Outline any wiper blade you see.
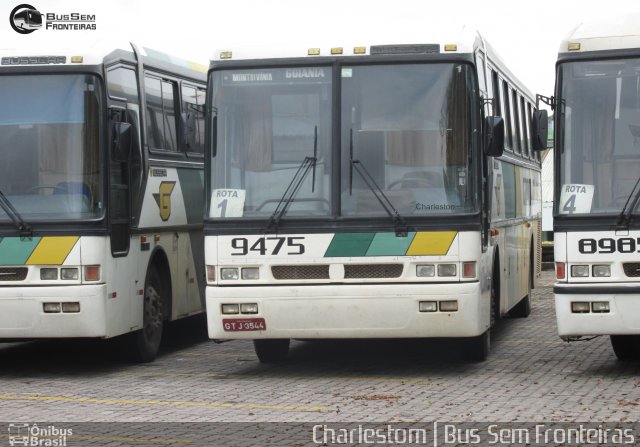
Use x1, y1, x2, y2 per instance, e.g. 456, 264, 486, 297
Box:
617, 175, 640, 229
349, 128, 408, 236
0, 189, 33, 237
266, 126, 318, 230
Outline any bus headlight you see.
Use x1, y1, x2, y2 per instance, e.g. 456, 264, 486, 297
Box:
416, 264, 435, 277
591, 302, 610, 313
592, 265, 610, 278
221, 304, 240, 314
61, 268, 79, 280
241, 268, 260, 280
571, 265, 589, 277
221, 268, 239, 280
437, 264, 457, 277
40, 268, 58, 280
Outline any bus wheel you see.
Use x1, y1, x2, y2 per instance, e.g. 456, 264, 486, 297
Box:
510, 262, 532, 318
124, 269, 164, 363
253, 339, 290, 363
466, 330, 490, 362
610, 335, 640, 360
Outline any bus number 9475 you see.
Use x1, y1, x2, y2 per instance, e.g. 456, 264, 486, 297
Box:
578, 238, 640, 254
231, 237, 305, 256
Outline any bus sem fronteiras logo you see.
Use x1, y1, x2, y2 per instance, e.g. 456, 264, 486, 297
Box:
10, 4, 42, 34
153, 181, 176, 222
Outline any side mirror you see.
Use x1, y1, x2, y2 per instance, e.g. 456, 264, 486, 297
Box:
484, 116, 504, 157
532, 110, 549, 151
112, 122, 132, 162
181, 112, 196, 149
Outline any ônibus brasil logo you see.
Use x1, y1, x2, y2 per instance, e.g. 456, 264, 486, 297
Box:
9, 4, 96, 34
9, 4, 42, 34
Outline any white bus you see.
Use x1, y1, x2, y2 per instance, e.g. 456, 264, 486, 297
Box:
205, 29, 542, 362
533, 15, 640, 360
0, 42, 207, 362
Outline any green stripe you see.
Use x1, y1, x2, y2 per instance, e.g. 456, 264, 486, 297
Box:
177, 168, 204, 225
324, 233, 375, 257
0, 237, 42, 265
365, 232, 416, 256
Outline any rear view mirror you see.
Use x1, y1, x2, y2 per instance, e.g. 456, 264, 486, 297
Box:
532, 110, 549, 151
484, 116, 504, 157
112, 122, 131, 162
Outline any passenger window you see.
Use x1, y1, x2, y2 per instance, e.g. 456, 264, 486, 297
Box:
144, 76, 178, 152
181, 85, 206, 155
107, 67, 138, 103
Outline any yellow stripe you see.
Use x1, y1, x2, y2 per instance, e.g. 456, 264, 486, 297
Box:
0, 394, 328, 412
406, 231, 457, 256
25, 236, 79, 265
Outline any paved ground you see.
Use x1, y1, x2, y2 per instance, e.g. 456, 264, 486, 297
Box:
0, 271, 638, 430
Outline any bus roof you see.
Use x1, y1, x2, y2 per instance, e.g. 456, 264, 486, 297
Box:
0, 38, 207, 75
559, 13, 640, 54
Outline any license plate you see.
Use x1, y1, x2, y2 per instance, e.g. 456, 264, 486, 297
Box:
222, 318, 266, 332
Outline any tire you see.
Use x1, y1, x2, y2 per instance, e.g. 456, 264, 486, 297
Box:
122, 268, 164, 363
466, 330, 490, 362
510, 261, 532, 318
254, 339, 290, 363
610, 335, 640, 360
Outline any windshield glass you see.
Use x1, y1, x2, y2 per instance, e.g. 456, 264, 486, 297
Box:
341, 63, 477, 217
557, 58, 640, 216
0, 74, 103, 222
209, 67, 332, 219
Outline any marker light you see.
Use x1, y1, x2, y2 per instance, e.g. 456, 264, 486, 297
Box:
84, 265, 101, 282
439, 300, 459, 312
444, 44, 458, 51
462, 262, 476, 279
568, 42, 581, 51
206, 265, 216, 283
219, 51, 232, 59
331, 47, 343, 55
70, 56, 83, 63
308, 48, 320, 56
556, 262, 566, 280
353, 47, 366, 54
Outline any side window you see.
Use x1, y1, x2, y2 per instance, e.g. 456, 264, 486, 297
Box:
181, 84, 206, 155
491, 70, 501, 116
520, 97, 530, 158
106, 67, 138, 103
510, 88, 520, 154
475, 52, 486, 95
144, 75, 178, 152
500, 80, 512, 151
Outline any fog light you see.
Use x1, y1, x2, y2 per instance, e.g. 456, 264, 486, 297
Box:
438, 264, 457, 277
241, 267, 260, 280
416, 265, 435, 277
592, 265, 610, 278
221, 304, 240, 314
556, 262, 566, 280
462, 262, 476, 278
240, 303, 258, 314
591, 301, 610, 313
40, 268, 58, 280
571, 302, 590, 313
221, 268, 239, 280
439, 300, 459, 312
419, 301, 437, 312
61, 268, 79, 280
206, 265, 216, 283
571, 265, 589, 277
62, 302, 80, 313
43, 303, 61, 313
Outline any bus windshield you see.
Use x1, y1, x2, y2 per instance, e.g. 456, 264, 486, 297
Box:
557, 58, 640, 217
0, 74, 103, 222
208, 63, 477, 220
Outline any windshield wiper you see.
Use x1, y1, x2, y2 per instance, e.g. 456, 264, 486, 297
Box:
0, 189, 33, 237
349, 128, 408, 236
266, 126, 318, 231
617, 175, 640, 229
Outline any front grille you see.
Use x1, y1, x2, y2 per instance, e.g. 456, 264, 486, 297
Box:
344, 264, 403, 279
0, 267, 28, 281
623, 263, 640, 278
272, 265, 330, 280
